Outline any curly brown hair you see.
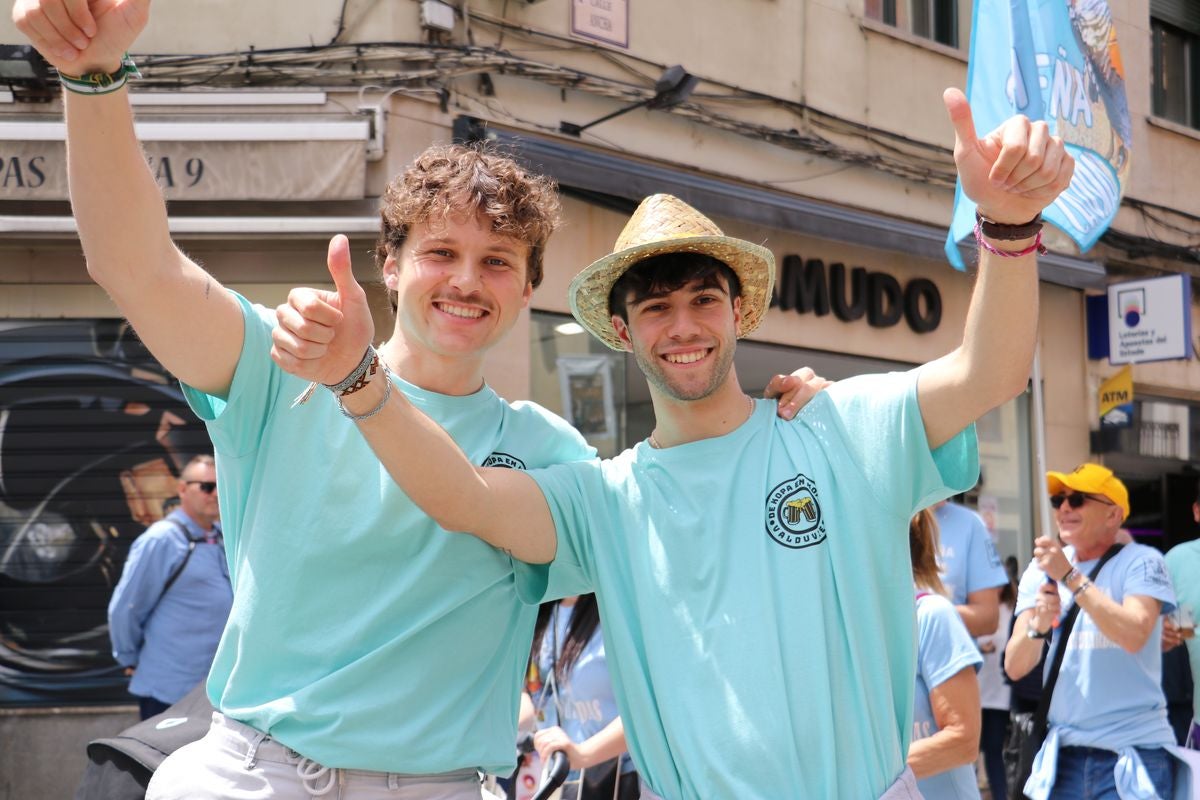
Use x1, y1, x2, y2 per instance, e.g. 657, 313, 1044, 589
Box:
373, 144, 561, 311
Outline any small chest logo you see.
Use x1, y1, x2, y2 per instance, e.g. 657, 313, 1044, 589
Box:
482, 452, 526, 470
765, 473, 826, 549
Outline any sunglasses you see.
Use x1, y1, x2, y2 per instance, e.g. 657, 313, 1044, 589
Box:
1050, 492, 1111, 510
185, 481, 217, 494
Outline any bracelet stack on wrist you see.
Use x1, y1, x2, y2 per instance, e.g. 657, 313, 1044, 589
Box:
58, 53, 141, 95
321, 346, 393, 421
973, 209, 1048, 257
324, 346, 379, 396
1060, 567, 1080, 585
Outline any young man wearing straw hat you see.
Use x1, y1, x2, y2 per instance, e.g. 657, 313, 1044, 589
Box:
272, 89, 1073, 798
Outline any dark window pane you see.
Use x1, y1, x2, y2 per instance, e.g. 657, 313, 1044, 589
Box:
912, 0, 932, 39
934, 0, 957, 47
1153, 19, 1191, 124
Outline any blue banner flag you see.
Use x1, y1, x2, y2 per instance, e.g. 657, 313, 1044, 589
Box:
945, 0, 1131, 269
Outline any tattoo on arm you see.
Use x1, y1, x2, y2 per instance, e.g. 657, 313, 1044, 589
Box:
205, 279, 211, 300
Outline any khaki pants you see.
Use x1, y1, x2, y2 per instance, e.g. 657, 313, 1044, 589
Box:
147, 713, 501, 800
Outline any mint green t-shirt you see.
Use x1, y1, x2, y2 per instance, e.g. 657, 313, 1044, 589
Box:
516, 371, 978, 800
182, 294, 594, 774
1165, 539, 1200, 720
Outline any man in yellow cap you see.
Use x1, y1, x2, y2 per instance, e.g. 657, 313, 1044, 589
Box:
1004, 463, 1177, 800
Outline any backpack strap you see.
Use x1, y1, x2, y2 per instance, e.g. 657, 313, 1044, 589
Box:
145, 520, 200, 617
1030, 543, 1124, 738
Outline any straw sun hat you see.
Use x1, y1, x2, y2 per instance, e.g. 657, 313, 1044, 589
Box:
568, 194, 776, 351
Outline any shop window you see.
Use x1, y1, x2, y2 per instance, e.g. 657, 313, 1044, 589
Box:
968, 391, 1034, 569
866, 0, 960, 48
1151, 17, 1200, 128
1094, 397, 1194, 462
530, 314, 629, 458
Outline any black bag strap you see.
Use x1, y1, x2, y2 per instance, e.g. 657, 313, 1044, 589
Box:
145, 521, 199, 617
1031, 543, 1124, 735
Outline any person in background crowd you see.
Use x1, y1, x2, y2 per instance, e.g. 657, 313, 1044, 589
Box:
936, 499, 1008, 635
909, 508, 983, 799
528, 595, 639, 800
976, 559, 1017, 799
1164, 478, 1200, 749
1004, 464, 1176, 800
109, 455, 230, 720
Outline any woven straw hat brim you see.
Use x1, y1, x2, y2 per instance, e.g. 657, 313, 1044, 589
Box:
569, 235, 776, 351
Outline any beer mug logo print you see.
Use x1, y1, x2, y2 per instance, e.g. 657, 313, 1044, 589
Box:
765, 473, 826, 549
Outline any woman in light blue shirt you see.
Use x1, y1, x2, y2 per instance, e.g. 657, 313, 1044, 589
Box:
529, 594, 639, 800
909, 509, 984, 799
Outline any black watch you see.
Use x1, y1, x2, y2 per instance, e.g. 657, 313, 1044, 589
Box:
1026, 625, 1052, 640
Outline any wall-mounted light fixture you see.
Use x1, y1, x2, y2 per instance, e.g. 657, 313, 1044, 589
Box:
559, 65, 698, 137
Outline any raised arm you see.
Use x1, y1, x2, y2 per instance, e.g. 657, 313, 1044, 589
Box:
270, 237, 559, 563
13, 0, 244, 397
919, 89, 1075, 449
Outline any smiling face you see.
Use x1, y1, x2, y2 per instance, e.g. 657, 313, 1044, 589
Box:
385, 213, 533, 363
612, 271, 742, 402
1053, 491, 1122, 558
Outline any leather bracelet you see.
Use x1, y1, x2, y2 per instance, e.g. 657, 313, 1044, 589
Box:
1059, 566, 1080, 585
974, 223, 1047, 257
975, 210, 1043, 240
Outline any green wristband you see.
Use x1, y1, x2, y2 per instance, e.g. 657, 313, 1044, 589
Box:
58, 53, 141, 95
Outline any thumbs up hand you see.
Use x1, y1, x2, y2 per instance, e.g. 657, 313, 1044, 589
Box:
13, 0, 148, 74
272, 235, 376, 386
943, 87, 1075, 225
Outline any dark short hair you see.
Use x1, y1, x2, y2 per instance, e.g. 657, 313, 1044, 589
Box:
608, 252, 741, 323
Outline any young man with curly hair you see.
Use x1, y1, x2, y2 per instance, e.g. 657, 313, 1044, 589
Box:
11, 4, 600, 798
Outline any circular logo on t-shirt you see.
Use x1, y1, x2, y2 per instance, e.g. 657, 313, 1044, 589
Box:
765, 473, 826, 549
482, 452, 526, 470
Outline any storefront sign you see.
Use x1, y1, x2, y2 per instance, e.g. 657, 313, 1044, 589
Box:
571, 0, 629, 48
770, 255, 942, 333
1098, 365, 1133, 428
1106, 274, 1191, 364
0, 139, 366, 201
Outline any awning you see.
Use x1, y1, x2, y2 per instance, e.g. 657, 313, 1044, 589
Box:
457, 117, 1107, 290
0, 215, 379, 237
0, 118, 369, 202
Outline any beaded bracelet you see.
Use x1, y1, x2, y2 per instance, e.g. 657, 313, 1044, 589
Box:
58, 53, 141, 95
